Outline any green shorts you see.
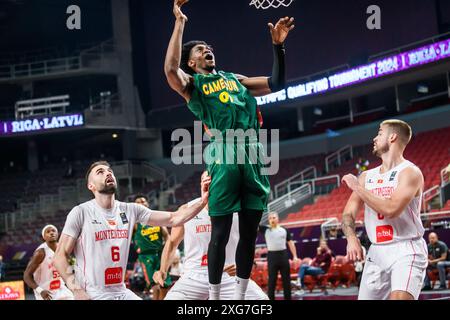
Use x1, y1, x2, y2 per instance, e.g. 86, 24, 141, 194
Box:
138, 252, 172, 288
205, 142, 270, 216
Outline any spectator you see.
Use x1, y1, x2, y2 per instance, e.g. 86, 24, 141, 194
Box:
260, 212, 300, 300
0, 255, 5, 281
297, 239, 333, 290
355, 157, 369, 175
423, 232, 450, 290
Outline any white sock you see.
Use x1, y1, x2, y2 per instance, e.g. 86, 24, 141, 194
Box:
232, 276, 249, 300
209, 283, 221, 300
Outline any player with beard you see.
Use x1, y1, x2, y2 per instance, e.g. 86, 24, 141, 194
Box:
53, 161, 210, 300
341, 119, 428, 300
23, 225, 74, 300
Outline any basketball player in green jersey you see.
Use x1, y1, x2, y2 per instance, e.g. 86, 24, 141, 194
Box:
133, 195, 172, 300
165, 0, 294, 300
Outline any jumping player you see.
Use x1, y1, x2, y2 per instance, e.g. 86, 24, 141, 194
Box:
165, 0, 294, 299
341, 119, 428, 300
23, 225, 74, 300
53, 161, 210, 300
153, 172, 268, 300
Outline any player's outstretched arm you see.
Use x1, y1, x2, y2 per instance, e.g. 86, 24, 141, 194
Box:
165, 0, 193, 102
237, 17, 294, 97
23, 248, 53, 300
153, 224, 185, 287
341, 172, 365, 262
147, 174, 211, 227
53, 234, 90, 300
342, 167, 423, 219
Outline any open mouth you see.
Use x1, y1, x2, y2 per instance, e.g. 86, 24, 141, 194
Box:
204, 53, 214, 61
105, 177, 114, 184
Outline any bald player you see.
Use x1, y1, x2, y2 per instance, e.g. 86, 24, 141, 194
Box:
341, 119, 428, 300
23, 225, 74, 300
53, 160, 210, 300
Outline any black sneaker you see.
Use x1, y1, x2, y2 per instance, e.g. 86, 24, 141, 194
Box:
438, 285, 447, 290
422, 285, 432, 291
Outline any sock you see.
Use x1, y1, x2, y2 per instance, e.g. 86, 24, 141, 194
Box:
232, 276, 249, 300
208, 283, 221, 300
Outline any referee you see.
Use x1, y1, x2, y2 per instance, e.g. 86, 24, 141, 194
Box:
260, 212, 300, 300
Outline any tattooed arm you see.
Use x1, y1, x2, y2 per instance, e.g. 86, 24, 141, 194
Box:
341, 172, 366, 262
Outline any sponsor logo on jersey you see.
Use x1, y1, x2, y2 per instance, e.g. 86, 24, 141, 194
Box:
376, 225, 394, 243
377, 179, 383, 184
120, 212, 128, 225
201, 254, 208, 266
389, 171, 397, 181
105, 267, 123, 285
92, 219, 102, 225
49, 279, 61, 290
367, 179, 374, 184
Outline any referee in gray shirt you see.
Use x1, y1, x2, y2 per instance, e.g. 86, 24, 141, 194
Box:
260, 212, 300, 300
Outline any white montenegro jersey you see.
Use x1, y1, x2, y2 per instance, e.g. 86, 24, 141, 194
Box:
33, 242, 71, 298
364, 160, 424, 244
62, 199, 152, 296
182, 198, 239, 274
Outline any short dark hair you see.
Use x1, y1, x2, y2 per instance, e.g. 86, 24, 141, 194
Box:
181, 40, 208, 75
85, 161, 111, 183
134, 194, 148, 202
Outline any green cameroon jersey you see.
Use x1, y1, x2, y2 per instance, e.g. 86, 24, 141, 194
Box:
133, 224, 164, 254
188, 71, 263, 136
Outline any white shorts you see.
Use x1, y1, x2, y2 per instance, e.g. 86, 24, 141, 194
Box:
358, 238, 428, 300
165, 270, 268, 300
34, 285, 74, 300
87, 288, 142, 300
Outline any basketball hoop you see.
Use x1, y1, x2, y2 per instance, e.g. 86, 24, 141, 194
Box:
249, 0, 294, 10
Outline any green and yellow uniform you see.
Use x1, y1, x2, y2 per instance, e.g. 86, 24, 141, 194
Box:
133, 224, 172, 287
188, 71, 270, 216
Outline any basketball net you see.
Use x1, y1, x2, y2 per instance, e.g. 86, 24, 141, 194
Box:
249, 0, 294, 10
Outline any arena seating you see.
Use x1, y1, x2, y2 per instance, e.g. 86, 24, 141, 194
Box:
283, 126, 450, 224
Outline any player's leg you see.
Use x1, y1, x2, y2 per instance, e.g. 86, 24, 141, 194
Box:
207, 214, 234, 298
220, 274, 269, 300
207, 160, 241, 299
390, 240, 427, 300
234, 209, 263, 299
358, 247, 391, 300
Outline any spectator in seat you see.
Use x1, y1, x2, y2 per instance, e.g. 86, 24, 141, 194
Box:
355, 157, 370, 176
297, 239, 333, 289
0, 255, 5, 281
423, 232, 450, 290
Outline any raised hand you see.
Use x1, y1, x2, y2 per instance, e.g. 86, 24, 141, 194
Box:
200, 172, 211, 205
268, 17, 295, 45
173, 0, 189, 22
